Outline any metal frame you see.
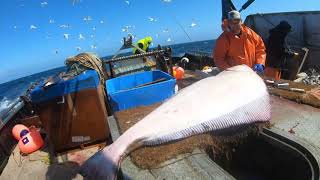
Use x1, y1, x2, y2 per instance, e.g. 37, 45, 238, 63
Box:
103, 36, 173, 78
0, 99, 24, 130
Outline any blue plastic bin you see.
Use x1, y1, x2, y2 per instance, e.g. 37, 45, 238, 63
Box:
31, 70, 100, 103
106, 70, 176, 112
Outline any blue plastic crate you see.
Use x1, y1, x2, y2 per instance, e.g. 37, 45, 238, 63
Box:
31, 70, 100, 103
106, 70, 176, 112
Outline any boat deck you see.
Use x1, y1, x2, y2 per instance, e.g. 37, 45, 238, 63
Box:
270, 96, 320, 150
0, 71, 235, 180
1, 71, 320, 179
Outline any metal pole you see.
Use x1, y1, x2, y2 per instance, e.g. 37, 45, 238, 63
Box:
296, 47, 309, 76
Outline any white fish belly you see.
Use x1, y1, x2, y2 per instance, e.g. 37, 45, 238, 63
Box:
119, 65, 271, 148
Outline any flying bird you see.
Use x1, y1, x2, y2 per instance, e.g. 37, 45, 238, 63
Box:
30, 25, 37, 30
162, 0, 172, 2
72, 0, 82, 6
63, 34, 69, 40
76, 46, 81, 51
148, 17, 157, 22
40, 1, 48, 7
122, 28, 129, 32
125, 0, 130, 5
59, 24, 71, 28
100, 20, 104, 24
79, 34, 85, 40
167, 37, 172, 42
189, 22, 197, 28
49, 19, 55, 24
91, 44, 97, 49
83, 16, 92, 22
121, 25, 134, 32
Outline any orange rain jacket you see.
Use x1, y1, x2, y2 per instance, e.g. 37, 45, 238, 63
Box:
213, 23, 266, 70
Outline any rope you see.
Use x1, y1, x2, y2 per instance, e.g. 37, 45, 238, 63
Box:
65, 52, 108, 85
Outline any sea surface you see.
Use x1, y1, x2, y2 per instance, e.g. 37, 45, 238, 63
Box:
0, 39, 215, 116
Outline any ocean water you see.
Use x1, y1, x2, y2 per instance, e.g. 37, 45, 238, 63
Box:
0, 39, 215, 116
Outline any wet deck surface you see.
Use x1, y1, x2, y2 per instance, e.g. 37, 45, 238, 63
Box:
0, 71, 235, 180
0, 144, 85, 180
108, 116, 235, 180
0, 115, 237, 180
270, 96, 320, 149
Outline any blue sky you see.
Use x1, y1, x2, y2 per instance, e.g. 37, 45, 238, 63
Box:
0, 0, 319, 83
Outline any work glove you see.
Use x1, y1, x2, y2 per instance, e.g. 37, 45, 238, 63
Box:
253, 64, 264, 73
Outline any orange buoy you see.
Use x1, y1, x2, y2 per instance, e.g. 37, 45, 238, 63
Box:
18, 127, 44, 154
12, 124, 29, 140
173, 66, 185, 80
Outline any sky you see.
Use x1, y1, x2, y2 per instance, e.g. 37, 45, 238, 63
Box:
0, 0, 319, 83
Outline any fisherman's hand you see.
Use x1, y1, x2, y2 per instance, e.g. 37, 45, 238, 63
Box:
253, 64, 264, 73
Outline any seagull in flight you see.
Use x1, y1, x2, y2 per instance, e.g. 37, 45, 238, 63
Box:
83, 16, 92, 22
148, 17, 157, 22
189, 21, 197, 28
59, 24, 71, 28
30, 25, 37, 30
40, 1, 48, 7
63, 34, 69, 40
79, 34, 85, 40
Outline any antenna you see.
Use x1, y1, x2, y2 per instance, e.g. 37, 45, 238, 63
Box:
239, 0, 255, 12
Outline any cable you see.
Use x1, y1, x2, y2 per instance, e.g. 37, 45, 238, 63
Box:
172, 15, 192, 41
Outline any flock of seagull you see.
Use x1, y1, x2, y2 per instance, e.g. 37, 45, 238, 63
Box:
14, 0, 198, 54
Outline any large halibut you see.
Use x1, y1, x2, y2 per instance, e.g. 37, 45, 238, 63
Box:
80, 65, 271, 179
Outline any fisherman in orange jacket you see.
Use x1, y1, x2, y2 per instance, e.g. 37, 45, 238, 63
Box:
214, 10, 266, 72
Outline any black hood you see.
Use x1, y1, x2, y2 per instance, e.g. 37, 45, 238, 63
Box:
270, 21, 292, 34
